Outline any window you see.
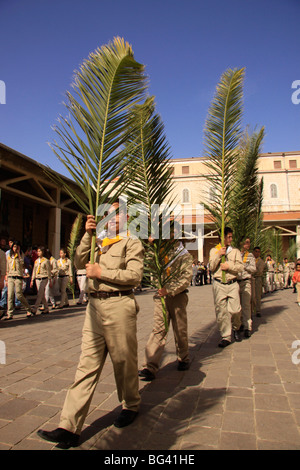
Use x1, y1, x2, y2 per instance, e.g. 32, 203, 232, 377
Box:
270, 184, 278, 198
274, 161, 282, 169
182, 166, 189, 175
289, 160, 297, 169
182, 188, 190, 203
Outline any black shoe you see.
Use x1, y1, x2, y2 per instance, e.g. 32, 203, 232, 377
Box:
37, 427, 80, 449
233, 330, 242, 342
218, 339, 231, 348
244, 329, 251, 338
138, 368, 155, 381
177, 361, 190, 371
114, 410, 138, 428
256, 312, 261, 317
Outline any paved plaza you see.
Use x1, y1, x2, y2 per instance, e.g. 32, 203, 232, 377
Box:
0, 284, 300, 450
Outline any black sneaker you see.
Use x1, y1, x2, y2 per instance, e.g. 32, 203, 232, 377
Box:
177, 361, 190, 371
138, 368, 155, 381
114, 410, 138, 428
218, 339, 231, 348
37, 427, 80, 449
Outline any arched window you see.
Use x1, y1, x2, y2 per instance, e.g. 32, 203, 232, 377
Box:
270, 184, 278, 198
182, 188, 190, 203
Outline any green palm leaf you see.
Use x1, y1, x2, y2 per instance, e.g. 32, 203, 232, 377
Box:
230, 126, 265, 247
46, 37, 148, 262
203, 68, 245, 280
125, 97, 180, 331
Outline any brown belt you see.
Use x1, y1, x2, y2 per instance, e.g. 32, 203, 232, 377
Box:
90, 290, 133, 299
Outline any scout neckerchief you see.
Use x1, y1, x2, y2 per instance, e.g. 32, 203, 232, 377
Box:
242, 251, 249, 263
164, 242, 188, 277
100, 231, 129, 253
37, 257, 46, 274
215, 243, 232, 255
8, 253, 18, 271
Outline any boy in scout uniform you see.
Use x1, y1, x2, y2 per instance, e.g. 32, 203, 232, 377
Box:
139, 236, 193, 381
266, 255, 275, 293
55, 248, 73, 309
30, 246, 52, 315
37, 201, 144, 448
2, 241, 33, 320
237, 237, 256, 338
209, 227, 244, 348
251, 246, 266, 318
283, 258, 291, 289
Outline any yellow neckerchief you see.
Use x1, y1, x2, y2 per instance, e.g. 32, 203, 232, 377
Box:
164, 255, 171, 277
37, 257, 46, 274
58, 258, 66, 267
8, 253, 18, 270
242, 251, 249, 263
215, 243, 222, 252
255, 257, 260, 264
100, 231, 129, 252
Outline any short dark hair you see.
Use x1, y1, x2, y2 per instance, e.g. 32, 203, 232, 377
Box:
224, 227, 233, 236
253, 246, 261, 251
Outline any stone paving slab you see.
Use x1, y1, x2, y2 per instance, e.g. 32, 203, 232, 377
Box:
0, 285, 300, 450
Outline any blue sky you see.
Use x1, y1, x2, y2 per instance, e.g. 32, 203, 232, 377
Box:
0, 0, 299, 177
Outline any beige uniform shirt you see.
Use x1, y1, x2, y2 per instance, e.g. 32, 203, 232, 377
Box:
74, 232, 144, 293
0, 249, 7, 277
57, 258, 72, 277
6, 253, 25, 277
238, 251, 256, 280
253, 258, 266, 278
32, 257, 51, 281
49, 256, 58, 279
209, 246, 244, 282
164, 245, 193, 297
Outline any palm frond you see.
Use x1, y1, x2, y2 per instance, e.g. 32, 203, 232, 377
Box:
46, 37, 148, 262
203, 68, 245, 280
125, 97, 183, 331
67, 214, 83, 299
230, 126, 265, 247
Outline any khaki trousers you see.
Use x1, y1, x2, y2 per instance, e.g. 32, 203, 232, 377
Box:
239, 279, 252, 331
283, 272, 289, 288
296, 283, 300, 303
252, 277, 263, 315
33, 278, 48, 312
7, 277, 30, 317
58, 276, 69, 306
266, 272, 275, 292
212, 281, 241, 341
59, 294, 140, 434
143, 292, 189, 375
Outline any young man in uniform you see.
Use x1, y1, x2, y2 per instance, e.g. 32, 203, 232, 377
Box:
209, 227, 244, 348
139, 232, 193, 381
237, 237, 256, 338
37, 201, 144, 448
251, 247, 266, 318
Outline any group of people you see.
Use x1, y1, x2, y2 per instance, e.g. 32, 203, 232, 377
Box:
0, 237, 88, 321
191, 261, 211, 286
1, 207, 299, 449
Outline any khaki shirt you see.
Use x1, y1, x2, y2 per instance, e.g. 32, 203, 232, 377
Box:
238, 251, 256, 280
6, 253, 25, 277
164, 245, 193, 297
49, 257, 58, 278
266, 260, 275, 272
253, 258, 266, 278
209, 246, 244, 282
57, 258, 72, 277
74, 232, 144, 293
32, 257, 52, 280
283, 262, 290, 274
0, 249, 6, 277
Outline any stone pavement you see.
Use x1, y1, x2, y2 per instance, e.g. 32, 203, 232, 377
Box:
0, 285, 300, 450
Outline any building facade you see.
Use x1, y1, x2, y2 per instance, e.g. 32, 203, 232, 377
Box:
1, 143, 299, 263
170, 152, 300, 262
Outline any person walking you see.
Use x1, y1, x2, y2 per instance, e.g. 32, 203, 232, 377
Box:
44, 250, 58, 310
55, 249, 73, 309
30, 246, 52, 315
76, 268, 87, 305
283, 258, 291, 289
2, 241, 33, 320
292, 263, 300, 306
209, 227, 244, 348
251, 246, 266, 318
237, 237, 256, 338
37, 201, 144, 448
266, 255, 275, 293
139, 239, 193, 381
